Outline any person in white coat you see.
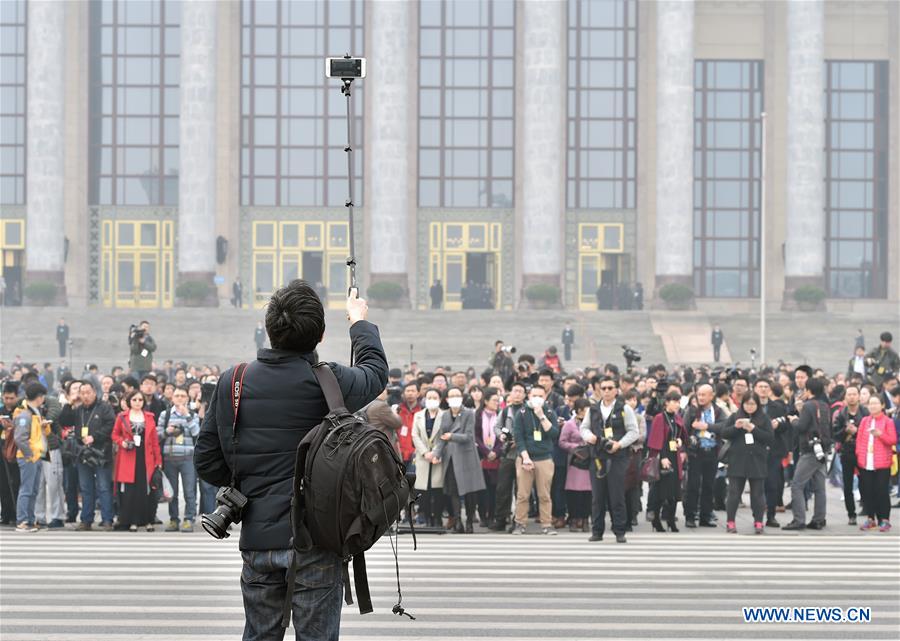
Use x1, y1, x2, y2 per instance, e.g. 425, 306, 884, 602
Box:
412, 388, 445, 527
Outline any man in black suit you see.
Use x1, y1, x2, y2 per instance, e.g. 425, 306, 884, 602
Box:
56, 318, 69, 359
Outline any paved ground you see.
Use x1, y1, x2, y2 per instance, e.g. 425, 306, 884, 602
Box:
1, 484, 897, 640
1, 306, 897, 374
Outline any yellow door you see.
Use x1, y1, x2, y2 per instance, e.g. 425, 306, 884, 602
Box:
578, 254, 602, 310
442, 252, 466, 311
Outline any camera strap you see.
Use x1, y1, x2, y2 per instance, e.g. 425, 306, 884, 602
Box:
230, 363, 249, 488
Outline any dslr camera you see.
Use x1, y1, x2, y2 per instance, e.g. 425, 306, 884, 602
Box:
497, 426, 515, 455
594, 436, 617, 459
201, 486, 248, 539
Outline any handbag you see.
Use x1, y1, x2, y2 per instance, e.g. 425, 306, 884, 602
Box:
639, 454, 660, 483
571, 445, 592, 470
1, 417, 16, 462
149, 466, 174, 502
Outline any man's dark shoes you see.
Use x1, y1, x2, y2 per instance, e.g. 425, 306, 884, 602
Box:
588, 533, 603, 542
684, 519, 697, 528
615, 533, 627, 543
782, 520, 805, 531
698, 521, 716, 528
848, 516, 857, 526
765, 518, 780, 528
806, 519, 826, 530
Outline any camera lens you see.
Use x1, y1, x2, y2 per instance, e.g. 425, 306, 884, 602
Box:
201, 508, 232, 539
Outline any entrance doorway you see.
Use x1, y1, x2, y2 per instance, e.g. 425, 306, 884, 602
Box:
0, 220, 24, 306
428, 222, 502, 310
251, 221, 348, 308
577, 223, 627, 310
101, 220, 174, 308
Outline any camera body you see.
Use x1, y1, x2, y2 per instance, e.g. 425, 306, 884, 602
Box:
809, 436, 827, 463
128, 324, 145, 344
201, 486, 248, 539
501, 345, 517, 354
497, 426, 515, 454
594, 436, 616, 459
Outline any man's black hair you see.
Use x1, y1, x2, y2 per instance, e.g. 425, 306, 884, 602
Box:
2, 381, 18, 395
141, 374, 157, 384
806, 377, 825, 399
402, 380, 419, 392
538, 368, 554, 379
518, 354, 535, 365
565, 383, 585, 398
122, 376, 139, 389
24, 382, 47, 401
264, 279, 325, 353
509, 381, 527, 393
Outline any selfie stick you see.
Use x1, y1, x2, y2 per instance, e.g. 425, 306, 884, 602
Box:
339, 56, 358, 296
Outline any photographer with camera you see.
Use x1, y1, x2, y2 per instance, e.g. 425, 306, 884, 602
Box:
157, 386, 200, 532
865, 332, 900, 388
489, 340, 515, 389
783, 377, 832, 530
580, 377, 639, 543
74, 381, 117, 531
489, 382, 526, 531
512, 385, 559, 535
128, 321, 157, 378
194, 281, 387, 640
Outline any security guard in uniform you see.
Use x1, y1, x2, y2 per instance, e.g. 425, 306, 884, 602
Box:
581, 376, 639, 543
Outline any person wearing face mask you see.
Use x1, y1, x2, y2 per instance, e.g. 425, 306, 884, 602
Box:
474, 387, 503, 528
557, 398, 592, 532
489, 382, 527, 531
412, 388, 445, 528
512, 386, 559, 535
832, 385, 869, 525
856, 395, 897, 532
721, 392, 774, 534
581, 377, 639, 543
433, 387, 485, 533
647, 391, 687, 533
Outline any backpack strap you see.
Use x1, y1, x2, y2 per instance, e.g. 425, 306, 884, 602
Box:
352, 553, 373, 614
312, 363, 347, 412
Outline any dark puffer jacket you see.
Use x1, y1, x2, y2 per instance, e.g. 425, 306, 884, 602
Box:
194, 320, 388, 551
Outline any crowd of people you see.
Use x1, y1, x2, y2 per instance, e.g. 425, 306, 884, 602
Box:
1, 323, 898, 540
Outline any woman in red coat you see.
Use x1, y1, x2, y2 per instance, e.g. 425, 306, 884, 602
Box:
647, 391, 688, 532
856, 395, 897, 532
112, 390, 162, 531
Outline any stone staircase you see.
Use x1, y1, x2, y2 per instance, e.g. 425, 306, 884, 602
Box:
1, 305, 896, 375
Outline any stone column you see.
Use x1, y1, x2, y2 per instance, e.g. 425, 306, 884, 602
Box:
25, 0, 67, 304
367, 0, 410, 303
783, 0, 825, 305
178, 0, 218, 305
520, 0, 565, 303
654, 0, 694, 296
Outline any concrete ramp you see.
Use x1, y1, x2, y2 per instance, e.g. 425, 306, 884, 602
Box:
651, 312, 732, 364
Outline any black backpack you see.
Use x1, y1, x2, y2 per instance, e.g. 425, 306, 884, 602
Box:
284, 363, 414, 627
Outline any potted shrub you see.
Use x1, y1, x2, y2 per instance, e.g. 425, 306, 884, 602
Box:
524, 283, 560, 309
23, 281, 57, 306
793, 285, 826, 311
175, 280, 214, 307
366, 281, 405, 308
658, 283, 694, 310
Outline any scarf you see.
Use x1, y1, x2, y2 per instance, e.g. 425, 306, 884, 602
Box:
482, 409, 497, 449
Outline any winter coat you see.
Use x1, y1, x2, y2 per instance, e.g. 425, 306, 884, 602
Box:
156, 406, 201, 458
412, 409, 445, 491
396, 402, 420, 462
432, 408, 486, 496
647, 412, 688, 481
855, 414, 897, 471
194, 320, 388, 552
13, 403, 49, 463
720, 411, 773, 479
112, 411, 162, 485
474, 408, 503, 474
557, 416, 591, 491
128, 334, 157, 373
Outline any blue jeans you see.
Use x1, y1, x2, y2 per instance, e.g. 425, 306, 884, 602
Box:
163, 457, 196, 522
16, 458, 43, 525
199, 479, 217, 516
77, 462, 114, 524
241, 547, 343, 641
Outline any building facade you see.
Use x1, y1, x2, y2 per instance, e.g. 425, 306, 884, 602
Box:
1, 0, 897, 310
